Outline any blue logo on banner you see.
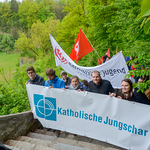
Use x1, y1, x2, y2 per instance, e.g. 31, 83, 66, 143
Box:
34, 94, 57, 121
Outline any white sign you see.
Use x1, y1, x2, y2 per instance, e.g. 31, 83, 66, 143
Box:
50, 34, 129, 89
27, 84, 150, 150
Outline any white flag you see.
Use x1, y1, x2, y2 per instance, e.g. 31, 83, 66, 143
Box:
49, 34, 129, 89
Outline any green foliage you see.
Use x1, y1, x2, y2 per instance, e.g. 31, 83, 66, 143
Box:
38, 5, 55, 22
0, 2, 12, 31
56, 0, 89, 55
139, 0, 150, 34
0, 67, 30, 115
18, 0, 39, 30
54, 1, 65, 20
14, 32, 36, 58
15, 18, 60, 58
39, 0, 55, 13
139, 0, 150, 18
0, 33, 15, 52
10, 0, 18, 13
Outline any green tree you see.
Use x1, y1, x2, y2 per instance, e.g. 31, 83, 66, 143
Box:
0, 2, 12, 31
37, 5, 55, 22
56, 0, 89, 54
15, 18, 59, 58
54, 1, 65, 20
0, 33, 15, 52
36, 0, 42, 4
18, 0, 39, 30
10, 0, 18, 13
38, 0, 55, 13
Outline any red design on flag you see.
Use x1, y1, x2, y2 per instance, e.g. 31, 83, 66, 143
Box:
55, 46, 68, 64
106, 49, 110, 57
69, 29, 94, 63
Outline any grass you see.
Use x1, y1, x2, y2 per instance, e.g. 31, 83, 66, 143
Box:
0, 52, 19, 83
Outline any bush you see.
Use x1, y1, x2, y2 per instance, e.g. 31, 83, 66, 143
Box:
0, 33, 15, 52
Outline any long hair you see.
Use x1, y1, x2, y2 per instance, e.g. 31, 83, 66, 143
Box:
121, 78, 133, 101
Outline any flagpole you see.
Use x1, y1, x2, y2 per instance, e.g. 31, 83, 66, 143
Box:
81, 28, 101, 59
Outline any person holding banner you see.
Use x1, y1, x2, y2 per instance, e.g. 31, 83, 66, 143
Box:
88, 70, 116, 97
117, 78, 150, 105
44, 68, 65, 137
68, 75, 87, 91
26, 66, 45, 86
117, 78, 133, 101
44, 68, 65, 89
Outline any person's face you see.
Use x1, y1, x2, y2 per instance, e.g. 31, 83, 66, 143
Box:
71, 78, 79, 87
106, 57, 110, 62
122, 81, 130, 93
138, 78, 143, 83
92, 72, 101, 85
27, 70, 36, 80
47, 75, 55, 80
62, 74, 67, 80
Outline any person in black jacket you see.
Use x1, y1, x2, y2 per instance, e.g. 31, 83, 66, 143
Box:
26, 66, 45, 86
88, 70, 116, 97
117, 78, 150, 105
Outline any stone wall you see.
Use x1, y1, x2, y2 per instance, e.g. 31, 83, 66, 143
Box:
0, 111, 42, 143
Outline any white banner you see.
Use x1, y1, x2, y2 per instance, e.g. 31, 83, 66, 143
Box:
27, 84, 150, 150
49, 34, 129, 89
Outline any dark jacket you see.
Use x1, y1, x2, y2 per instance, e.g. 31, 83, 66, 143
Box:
88, 79, 116, 95
118, 88, 150, 105
133, 88, 150, 105
64, 77, 71, 85
27, 74, 45, 86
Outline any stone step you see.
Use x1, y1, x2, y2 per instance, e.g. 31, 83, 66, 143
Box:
27, 132, 56, 142
17, 136, 52, 147
27, 132, 78, 147
35, 129, 69, 138
27, 132, 122, 150
21, 133, 91, 150
34, 129, 92, 142
5, 140, 56, 150
5, 144, 25, 150
5, 140, 36, 150
17, 135, 91, 150
53, 142, 91, 150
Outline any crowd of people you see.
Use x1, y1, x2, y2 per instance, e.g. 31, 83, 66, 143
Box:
26, 66, 150, 136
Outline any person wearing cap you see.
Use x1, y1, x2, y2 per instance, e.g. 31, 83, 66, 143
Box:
88, 70, 116, 97
61, 71, 71, 89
